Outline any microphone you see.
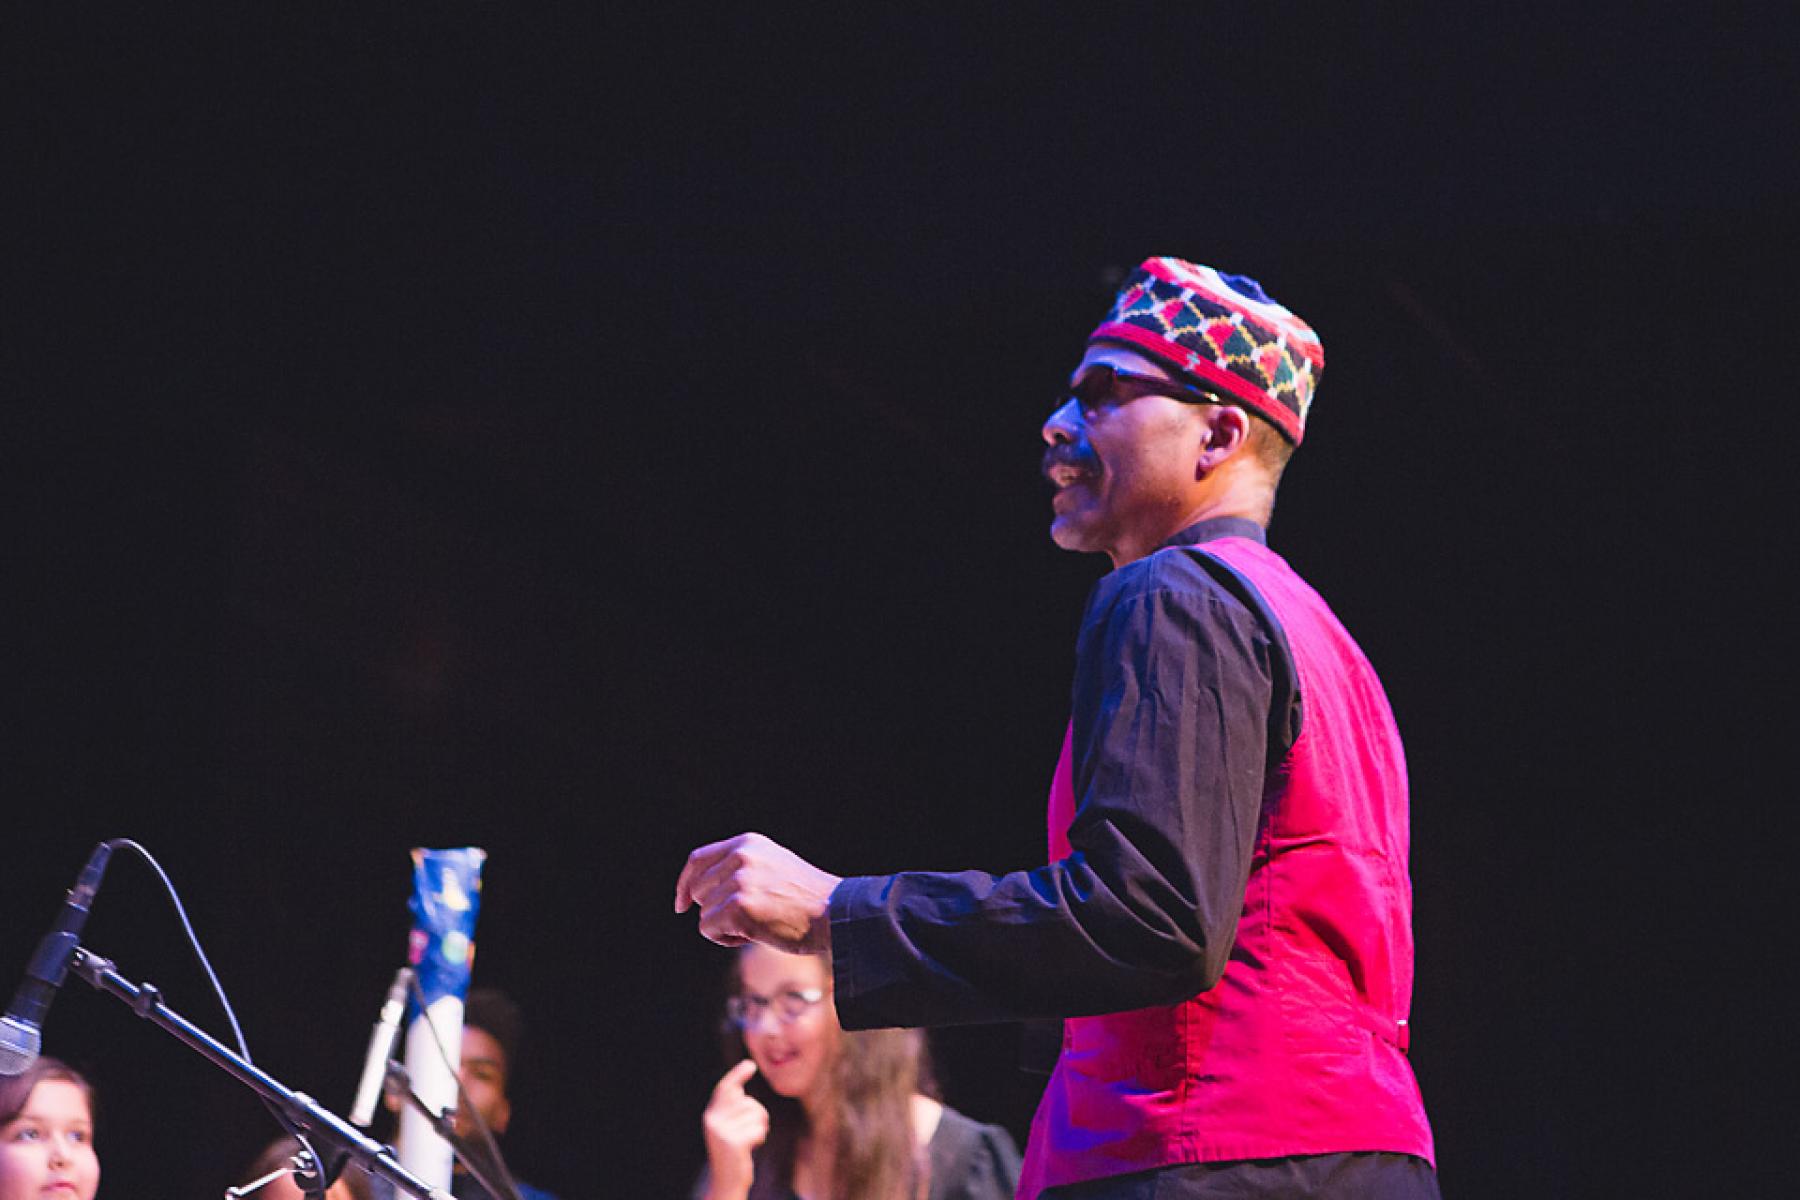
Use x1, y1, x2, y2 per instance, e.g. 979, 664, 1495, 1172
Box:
349, 966, 414, 1127
0, 841, 115, 1075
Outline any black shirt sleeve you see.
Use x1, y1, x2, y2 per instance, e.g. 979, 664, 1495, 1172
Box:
830, 548, 1278, 1030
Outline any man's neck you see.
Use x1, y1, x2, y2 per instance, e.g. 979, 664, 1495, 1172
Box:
1110, 503, 1268, 568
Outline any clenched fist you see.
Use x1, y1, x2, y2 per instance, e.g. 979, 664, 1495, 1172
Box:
674, 832, 841, 955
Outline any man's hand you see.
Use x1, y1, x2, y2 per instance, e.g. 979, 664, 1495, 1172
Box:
702, 1059, 768, 1200
674, 832, 841, 955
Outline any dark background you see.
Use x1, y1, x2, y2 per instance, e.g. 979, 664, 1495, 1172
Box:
4, 8, 1791, 1198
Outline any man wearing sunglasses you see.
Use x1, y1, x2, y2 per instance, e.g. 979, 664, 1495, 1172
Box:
678, 258, 1438, 1198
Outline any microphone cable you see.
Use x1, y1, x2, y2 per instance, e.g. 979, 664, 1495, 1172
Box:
102, 838, 254, 1062
90, 839, 336, 1192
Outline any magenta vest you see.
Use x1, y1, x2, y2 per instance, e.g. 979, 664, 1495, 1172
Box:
1017, 537, 1434, 1199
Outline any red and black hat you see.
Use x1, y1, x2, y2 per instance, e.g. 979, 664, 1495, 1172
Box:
1089, 257, 1323, 445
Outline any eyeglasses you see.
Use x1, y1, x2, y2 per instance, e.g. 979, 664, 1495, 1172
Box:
725, 987, 827, 1029
1064, 363, 1224, 411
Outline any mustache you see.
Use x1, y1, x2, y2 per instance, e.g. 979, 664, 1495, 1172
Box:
1041, 442, 1099, 482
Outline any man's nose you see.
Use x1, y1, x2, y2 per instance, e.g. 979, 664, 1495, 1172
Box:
1042, 398, 1082, 445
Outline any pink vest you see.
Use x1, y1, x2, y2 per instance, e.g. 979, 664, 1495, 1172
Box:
1018, 537, 1434, 1199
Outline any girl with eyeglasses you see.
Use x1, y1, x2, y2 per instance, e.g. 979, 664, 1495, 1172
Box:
696, 945, 1018, 1200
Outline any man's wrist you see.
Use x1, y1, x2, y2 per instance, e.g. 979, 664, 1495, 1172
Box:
803, 875, 843, 955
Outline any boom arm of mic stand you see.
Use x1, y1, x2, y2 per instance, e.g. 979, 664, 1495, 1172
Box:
67, 947, 454, 1200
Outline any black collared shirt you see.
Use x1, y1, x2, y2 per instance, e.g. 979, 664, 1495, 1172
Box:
830, 516, 1292, 1027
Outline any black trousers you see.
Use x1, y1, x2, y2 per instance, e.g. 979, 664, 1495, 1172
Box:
1037, 1153, 1441, 1200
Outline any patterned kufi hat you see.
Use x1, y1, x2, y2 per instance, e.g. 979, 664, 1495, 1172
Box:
1089, 257, 1323, 445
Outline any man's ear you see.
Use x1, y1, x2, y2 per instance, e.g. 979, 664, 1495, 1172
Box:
1195, 405, 1252, 477
492, 1093, 512, 1136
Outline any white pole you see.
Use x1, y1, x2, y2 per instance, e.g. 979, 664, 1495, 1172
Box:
396, 994, 464, 1187
392, 847, 485, 1191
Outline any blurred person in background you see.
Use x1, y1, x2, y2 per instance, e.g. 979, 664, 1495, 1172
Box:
445, 988, 560, 1200
697, 945, 1018, 1200
238, 1135, 375, 1200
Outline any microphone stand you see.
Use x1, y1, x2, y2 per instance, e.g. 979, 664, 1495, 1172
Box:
67, 947, 454, 1200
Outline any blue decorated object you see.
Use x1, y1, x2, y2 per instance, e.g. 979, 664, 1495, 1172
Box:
406, 847, 485, 1010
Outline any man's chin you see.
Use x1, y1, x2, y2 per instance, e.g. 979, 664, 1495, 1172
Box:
1049, 515, 1100, 554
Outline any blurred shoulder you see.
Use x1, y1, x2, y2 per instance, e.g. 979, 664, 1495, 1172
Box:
924, 1103, 1021, 1200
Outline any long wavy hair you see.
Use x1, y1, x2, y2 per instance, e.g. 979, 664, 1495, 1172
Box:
724, 950, 935, 1200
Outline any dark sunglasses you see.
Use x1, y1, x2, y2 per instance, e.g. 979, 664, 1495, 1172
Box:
1064, 363, 1224, 410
